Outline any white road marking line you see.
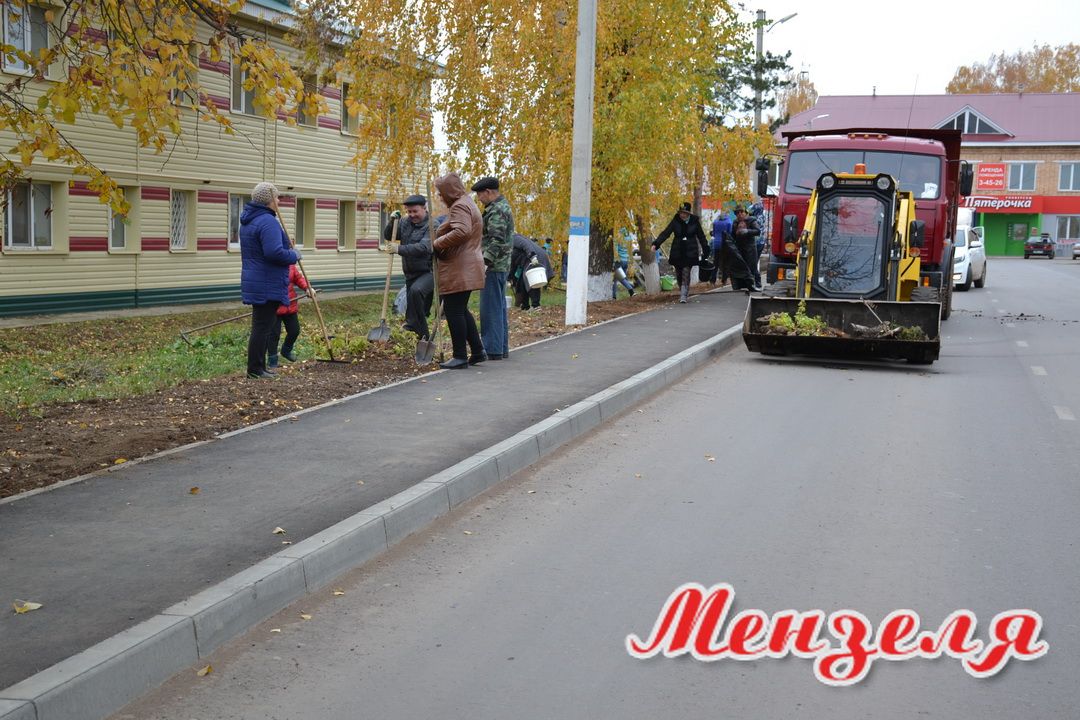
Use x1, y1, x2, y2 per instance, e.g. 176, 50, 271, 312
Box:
1054, 406, 1076, 421
1016, 340, 1029, 348
1031, 366, 1047, 376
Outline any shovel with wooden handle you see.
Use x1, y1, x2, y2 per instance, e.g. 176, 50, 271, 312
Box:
368, 217, 398, 342
277, 215, 347, 363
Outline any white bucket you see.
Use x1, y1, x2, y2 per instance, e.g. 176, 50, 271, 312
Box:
525, 265, 548, 289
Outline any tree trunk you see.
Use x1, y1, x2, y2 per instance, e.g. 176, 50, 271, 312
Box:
586, 222, 614, 302
634, 211, 660, 295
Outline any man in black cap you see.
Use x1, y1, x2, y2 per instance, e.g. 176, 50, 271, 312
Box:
382, 194, 433, 339
470, 176, 514, 359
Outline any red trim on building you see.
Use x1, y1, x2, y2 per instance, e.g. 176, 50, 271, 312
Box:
315, 239, 338, 250
204, 94, 231, 111
316, 199, 340, 210
68, 181, 99, 198
199, 54, 231, 75
197, 238, 228, 251
276, 110, 292, 122
321, 86, 342, 100
278, 196, 296, 208
357, 239, 379, 249
141, 237, 170, 251
357, 201, 382, 212
69, 236, 108, 252
317, 117, 342, 131
141, 187, 171, 201
1042, 196, 1080, 213
198, 190, 229, 204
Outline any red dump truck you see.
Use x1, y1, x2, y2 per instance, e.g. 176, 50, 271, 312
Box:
757, 128, 973, 320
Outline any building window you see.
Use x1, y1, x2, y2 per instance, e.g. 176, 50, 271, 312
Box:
1007, 162, 1035, 192
937, 109, 1003, 135
341, 82, 357, 134
1058, 216, 1080, 241
230, 54, 257, 115
170, 43, 200, 106
1059, 163, 1080, 192
109, 208, 125, 250
4, 181, 52, 248
296, 73, 318, 127
295, 198, 314, 248
170, 190, 194, 250
228, 193, 250, 249
338, 200, 355, 249
2, 4, 49, 75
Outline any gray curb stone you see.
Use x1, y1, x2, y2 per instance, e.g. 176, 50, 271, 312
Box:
0, 323, 742, 720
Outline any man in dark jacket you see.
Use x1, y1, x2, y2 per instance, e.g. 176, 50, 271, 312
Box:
240, 181, 303, 379
711, 210, 733, 287
383, 194, 433, 339
510, 233, 553, 310
652, 202, 709, 303
730, 205, 762, 293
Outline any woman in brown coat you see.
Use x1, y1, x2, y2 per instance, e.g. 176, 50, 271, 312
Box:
433, 172, 487, 369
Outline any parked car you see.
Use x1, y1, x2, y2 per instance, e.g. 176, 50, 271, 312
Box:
1024, 233, 1055, 259
953, 226, 987, 290
1072, 242, 1080, 260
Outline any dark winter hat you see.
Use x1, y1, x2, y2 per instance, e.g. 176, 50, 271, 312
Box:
678, 202, 692, 214
734, 205, 749, 215
403, 194, 427, 206
470, 176, 499, 192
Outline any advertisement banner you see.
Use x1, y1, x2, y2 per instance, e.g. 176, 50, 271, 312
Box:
961, 195, 1042, 213
976, 163, 1006, 191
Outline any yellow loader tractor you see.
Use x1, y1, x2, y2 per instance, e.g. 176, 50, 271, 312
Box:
742, 168, 942, 364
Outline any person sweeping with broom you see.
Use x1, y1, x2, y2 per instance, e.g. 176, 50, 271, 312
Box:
239, 182, 302, 379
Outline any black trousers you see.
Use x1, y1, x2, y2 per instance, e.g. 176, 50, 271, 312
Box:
267, 312, 301, 359
405, 272, 435, 339
441, 291, 483, 360
247, 301, 281, 374
727, 238, 758, 290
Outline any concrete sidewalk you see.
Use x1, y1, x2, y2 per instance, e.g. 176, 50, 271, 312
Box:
0, 290, 749, 720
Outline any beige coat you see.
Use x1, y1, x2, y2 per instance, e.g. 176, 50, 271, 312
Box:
433, 173, 486, 294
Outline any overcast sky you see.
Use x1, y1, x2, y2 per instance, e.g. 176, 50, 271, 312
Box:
749, 0, 1080, 97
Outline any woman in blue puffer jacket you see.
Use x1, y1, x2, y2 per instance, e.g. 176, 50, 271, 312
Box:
239, 182, 302, 379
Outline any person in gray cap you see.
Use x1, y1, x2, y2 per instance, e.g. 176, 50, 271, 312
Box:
471, 176, 514, 359
239, 181, 302, 378
382, 194, 433, 339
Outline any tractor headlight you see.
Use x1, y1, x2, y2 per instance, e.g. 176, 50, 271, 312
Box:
819, 174, 836, 190
875, 175, 893, 191
784, 242, 797, 253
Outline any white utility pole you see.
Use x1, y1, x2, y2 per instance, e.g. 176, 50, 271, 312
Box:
564, 0, 597, 326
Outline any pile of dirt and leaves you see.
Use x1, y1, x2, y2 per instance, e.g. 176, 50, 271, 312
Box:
1, 290, 683, 497
756, 301, 930, 341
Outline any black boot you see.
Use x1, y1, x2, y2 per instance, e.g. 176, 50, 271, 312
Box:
440, 358, 469, 370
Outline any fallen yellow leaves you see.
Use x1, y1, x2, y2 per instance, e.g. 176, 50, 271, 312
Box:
272, 527, 287, 535
299, 613, 312, 620
196, 664, 212, 677
13, 600, 43, 614
705, 454, 715, 462
189, 487, 200, 495
332, 589, 345, 596
114, 458, 127, 465
270, 628, 282, 633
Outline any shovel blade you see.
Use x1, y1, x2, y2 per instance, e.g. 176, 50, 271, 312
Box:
367, 321, 390, 343
415, 337, 435, 365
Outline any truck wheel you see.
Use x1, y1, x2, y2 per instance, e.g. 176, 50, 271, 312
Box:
940, 281, 953, 321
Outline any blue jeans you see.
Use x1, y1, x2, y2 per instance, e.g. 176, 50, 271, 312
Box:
480, 270, 508, 356
612, 260, 634, 298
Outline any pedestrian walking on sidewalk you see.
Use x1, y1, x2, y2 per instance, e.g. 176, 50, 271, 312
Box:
240, 182, 302, 379
382, 194, 434, 339
267, 264, 313, 368
730, 205, 762, 293
652, 202, 709, 303
711, 208, 733, 287
472, 176, 514, 361
612, 239, 635, 298
433, 172, 486, 370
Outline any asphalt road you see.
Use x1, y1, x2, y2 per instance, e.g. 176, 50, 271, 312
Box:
117, 258, 1080, 719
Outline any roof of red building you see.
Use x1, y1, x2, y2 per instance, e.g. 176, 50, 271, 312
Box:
781, 93, 1080, 145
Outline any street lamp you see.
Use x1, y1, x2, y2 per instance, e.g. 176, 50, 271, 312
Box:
754, 10, 798, 129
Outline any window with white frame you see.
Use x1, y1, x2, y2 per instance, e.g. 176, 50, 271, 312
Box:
2, 3, 49, 75
170, 190, 193, 250
295, 198, 314, 248
228, 193, 250, 249
296, 73, 318, 127
937, 110, 1003, 135
338, 200, 355, 249
1059, 163, 1080, 192
109, 207, 125, 250
230, 54, 257, 115
340, 82, 357, 134
1058, 216, 1080, 241
4, 181, 52, 248
109, 187, 138, 251
1007, 162, 1036, 192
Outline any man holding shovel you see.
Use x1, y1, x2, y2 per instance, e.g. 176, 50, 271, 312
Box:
381, 195, 433, 340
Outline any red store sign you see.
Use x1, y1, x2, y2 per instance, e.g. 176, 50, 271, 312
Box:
976, 163, 1006, 191
961, 195, 1042, 213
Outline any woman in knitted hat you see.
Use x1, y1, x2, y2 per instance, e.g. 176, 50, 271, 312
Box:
239, 182, 302, 378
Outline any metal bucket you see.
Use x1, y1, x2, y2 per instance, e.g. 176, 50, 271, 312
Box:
742, 297, 942, 364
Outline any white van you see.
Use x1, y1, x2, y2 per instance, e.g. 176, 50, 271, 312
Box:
953, 224, 987, 290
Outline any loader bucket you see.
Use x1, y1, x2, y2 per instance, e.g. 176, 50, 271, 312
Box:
742, 297, 941, 364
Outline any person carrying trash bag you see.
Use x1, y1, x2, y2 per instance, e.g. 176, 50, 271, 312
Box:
382, 194, 434, 340
652, 201, 709, 303
723, 205, 761, 293
510, 233, 553, 310
266, 263, 314, 368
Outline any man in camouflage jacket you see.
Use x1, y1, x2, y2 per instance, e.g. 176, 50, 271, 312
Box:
471, 176, 515, 359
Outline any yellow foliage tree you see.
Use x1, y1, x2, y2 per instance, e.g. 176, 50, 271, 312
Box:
947, 44, 1080, 93
774, 70, 818, 125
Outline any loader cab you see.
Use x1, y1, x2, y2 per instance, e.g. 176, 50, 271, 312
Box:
808, 172, 897, 300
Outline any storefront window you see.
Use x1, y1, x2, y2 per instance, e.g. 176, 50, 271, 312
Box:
1057, 216, 1079, 241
